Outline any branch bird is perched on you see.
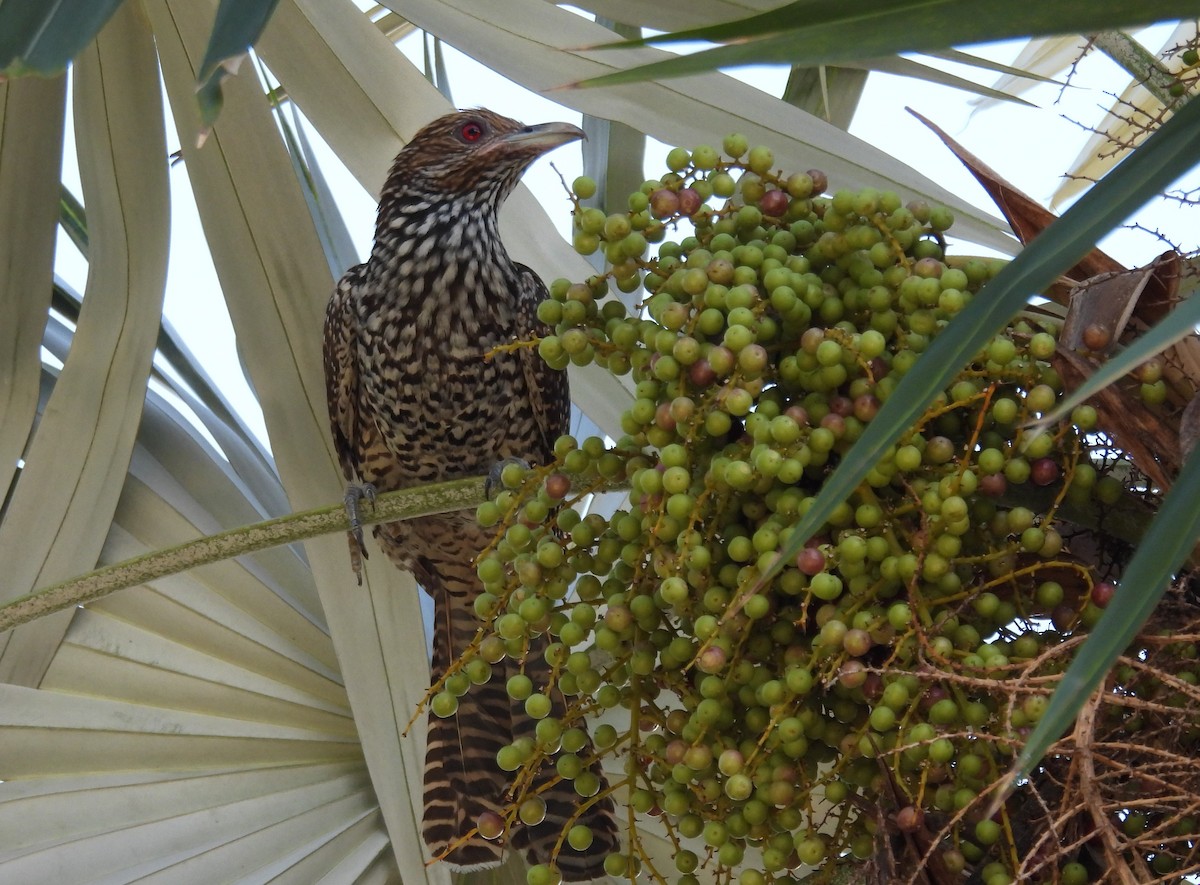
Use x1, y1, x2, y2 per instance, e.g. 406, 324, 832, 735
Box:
323, 109, 619, 878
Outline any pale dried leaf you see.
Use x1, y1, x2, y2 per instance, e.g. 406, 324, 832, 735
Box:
147, 1, 439, 876
120, 396, 331, 657
971, 35, 1089, 107
0, 683, 384, 880
0, 289, 409, 875
0, 381, 395, 879
0, 75, 64, 498
562, 0, 785, 32
1052, 22, 1199, 208
0, 3, 169, 687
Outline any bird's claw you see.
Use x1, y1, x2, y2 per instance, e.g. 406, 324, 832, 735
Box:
344, 483, 377, 585
485, 457, 530, 499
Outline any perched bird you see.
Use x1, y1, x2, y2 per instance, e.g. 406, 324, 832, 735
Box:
323, 109, 618, 878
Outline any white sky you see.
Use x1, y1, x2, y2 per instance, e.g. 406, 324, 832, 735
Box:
51, 22, 1194, 449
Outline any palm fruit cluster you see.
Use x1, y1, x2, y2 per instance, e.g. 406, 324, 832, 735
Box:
431, 135, 1199, 885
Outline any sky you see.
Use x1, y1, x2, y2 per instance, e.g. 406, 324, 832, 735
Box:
50, 20, 1195, 451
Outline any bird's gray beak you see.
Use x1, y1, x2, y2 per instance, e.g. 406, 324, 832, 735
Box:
499, 121, 586, 153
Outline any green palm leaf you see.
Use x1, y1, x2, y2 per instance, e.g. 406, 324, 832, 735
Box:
573, 0, 1200, 87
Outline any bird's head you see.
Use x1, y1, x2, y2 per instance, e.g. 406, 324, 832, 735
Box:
387, 108, 584, 206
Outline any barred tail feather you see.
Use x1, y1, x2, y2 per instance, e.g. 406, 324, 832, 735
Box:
415, 552, 508, 869
380, 518, 620, 879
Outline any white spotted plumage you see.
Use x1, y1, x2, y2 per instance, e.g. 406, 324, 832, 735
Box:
323, 108, 617, 878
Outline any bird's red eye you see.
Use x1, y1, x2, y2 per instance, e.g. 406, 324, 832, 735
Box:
460, 121, 484, 142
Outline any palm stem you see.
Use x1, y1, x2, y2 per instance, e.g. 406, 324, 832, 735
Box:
0, 475, 488, 632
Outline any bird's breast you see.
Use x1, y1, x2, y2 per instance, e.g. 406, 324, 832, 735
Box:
353, 269, 538, 488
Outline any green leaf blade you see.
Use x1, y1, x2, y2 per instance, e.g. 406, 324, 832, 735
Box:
574, 0, 1200, 87
0, 0, 124, 77
196, 0, 283, 82
195, 0, 282, 132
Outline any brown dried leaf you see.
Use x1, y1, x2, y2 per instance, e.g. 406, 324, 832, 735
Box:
908, 108, 1122, 302
914, 108, 1187, 340
1134, 249, 1180, 325
1156, 256, 1200, 407
1168, 335, 1200, 406
1059, 251, 1185, 374
1181, 393, 1200, 461
1053, 348, 1178, 492
1171, 333, 1200, 380
1060, 265, 1158, 355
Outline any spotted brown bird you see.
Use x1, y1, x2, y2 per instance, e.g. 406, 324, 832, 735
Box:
323, 109, 618, 878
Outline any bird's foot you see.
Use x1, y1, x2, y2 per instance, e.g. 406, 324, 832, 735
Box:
344, 483, 376, 585
485, 457, 531, 499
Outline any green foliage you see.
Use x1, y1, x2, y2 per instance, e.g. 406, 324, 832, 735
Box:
574, 0, 1200, 87
1, 0, 281, 130
0, 0, 124, 77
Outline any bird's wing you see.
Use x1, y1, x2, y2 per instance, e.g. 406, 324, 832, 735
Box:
515, 263, 571, 458
323, 265, 366, 483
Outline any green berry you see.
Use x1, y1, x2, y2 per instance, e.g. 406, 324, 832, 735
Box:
794, 834, 826, 865
666, 147, 691, 171
571, 175, 597, 200
567, 824, 594, 851
722, 133, 749, 158
524, 693, 553, 719
506, 673, 533, 700
747, 145, 774, 174
526, 864, 560, 885
692, 144, 719, 169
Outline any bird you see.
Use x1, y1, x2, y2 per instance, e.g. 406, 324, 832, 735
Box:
322, 108, 619, 879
